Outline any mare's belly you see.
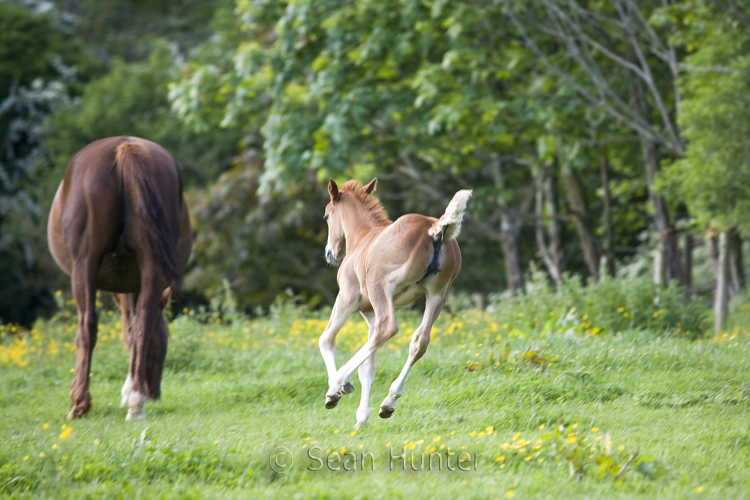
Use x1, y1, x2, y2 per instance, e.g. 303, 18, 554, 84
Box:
96, 252, 141, 292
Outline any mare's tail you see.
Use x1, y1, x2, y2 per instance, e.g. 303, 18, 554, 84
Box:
115, 141, 180, 284
428, 189, 473, 241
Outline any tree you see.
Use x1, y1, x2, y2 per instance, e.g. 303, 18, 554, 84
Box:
660, 0, 750, 331
509, 0, 687, 285
0, 2, 97, 325
173, 0, 575, 295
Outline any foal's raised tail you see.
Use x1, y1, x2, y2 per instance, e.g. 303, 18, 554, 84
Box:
428, 189, 473, 241
115, 141, 180, 284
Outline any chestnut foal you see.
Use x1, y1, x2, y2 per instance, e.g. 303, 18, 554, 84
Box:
320, 178, 471, 428
48, 137, 191, 420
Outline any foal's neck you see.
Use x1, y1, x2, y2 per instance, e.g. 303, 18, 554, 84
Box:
341, 201, 389, 252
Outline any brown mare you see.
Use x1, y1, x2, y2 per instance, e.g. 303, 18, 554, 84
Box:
47, 136, 192, 420
320, 178, 471, 428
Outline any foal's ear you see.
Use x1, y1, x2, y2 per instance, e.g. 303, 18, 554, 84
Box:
363, 177, 377, 195
328, 179, 340, 202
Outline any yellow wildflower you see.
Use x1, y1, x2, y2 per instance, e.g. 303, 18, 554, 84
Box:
59, 425, 72, 440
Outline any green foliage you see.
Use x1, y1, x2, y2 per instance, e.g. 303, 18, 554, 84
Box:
43, 43, 241, 188
184, 159, 336, 311
173, 0, 540, 187
660, 1, 750, 232
0, 2, 95, 98
0, 1, 99, 325
485, 268, 710, 339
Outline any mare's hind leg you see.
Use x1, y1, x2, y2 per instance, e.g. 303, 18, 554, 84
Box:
114, 293, 137, 408
125, 263, 167, 420
144, 310, 168, 400
117, 288, 171, 408
144, 287, 174, 401
379, 293, 445, 419
355, 313, 376, 428
67, 259, 100, 419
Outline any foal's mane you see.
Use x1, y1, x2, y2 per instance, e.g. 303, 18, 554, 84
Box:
339, 180, 391, 227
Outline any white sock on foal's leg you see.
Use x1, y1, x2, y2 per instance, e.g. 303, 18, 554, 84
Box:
355, 352, 376, 428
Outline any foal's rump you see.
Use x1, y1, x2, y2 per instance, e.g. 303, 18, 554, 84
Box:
371, 189, 472, 285
363, 213, 462, 302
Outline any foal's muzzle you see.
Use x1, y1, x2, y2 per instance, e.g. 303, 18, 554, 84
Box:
325, 248, 342, 267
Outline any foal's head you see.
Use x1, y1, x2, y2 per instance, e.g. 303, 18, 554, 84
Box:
324, 178, 378, 266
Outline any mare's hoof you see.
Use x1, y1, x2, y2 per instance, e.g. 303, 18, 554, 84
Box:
379, 406, 395, 419
66, 408, 84, 420
125, 408, 146, 421
67, 402, 90, 420
325, 393, 341, 409
341, 382, 354, 395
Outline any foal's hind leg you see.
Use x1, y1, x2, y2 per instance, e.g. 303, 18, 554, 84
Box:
355, 313, 376, 428
67, 259, 100, 419
379, 293, 445, 419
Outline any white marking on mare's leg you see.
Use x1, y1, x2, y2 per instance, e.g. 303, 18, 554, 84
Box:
120, 375, 133, 408
125, 391, 148, 421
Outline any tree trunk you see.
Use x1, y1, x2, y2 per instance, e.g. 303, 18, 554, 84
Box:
706, 233, 719, 276
562, 169, 601, 281
626, 59, 683, 285
545, 165, 564, 279
501, 212, 524, 296
599, 157, 615, 278
715, 231, 729, 334
535, 167, 563, 286
729, 228, 745, 298
653, 248, 665, 286
684, 233, 693, 292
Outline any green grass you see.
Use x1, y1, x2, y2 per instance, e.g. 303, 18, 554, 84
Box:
1, 299, 750, 499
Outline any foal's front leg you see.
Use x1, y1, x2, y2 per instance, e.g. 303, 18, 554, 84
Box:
319, 290, 359, 409
327, 283, 398, 411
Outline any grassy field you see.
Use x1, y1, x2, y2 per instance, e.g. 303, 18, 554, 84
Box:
2, 289, 750, 499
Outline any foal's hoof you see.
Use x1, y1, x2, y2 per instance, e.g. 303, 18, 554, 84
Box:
341, 382, 354, 395
325, 393, 341, 409
379, 405, 395, 419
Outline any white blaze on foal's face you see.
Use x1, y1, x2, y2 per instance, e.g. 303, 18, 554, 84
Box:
324, 179, 345, 266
